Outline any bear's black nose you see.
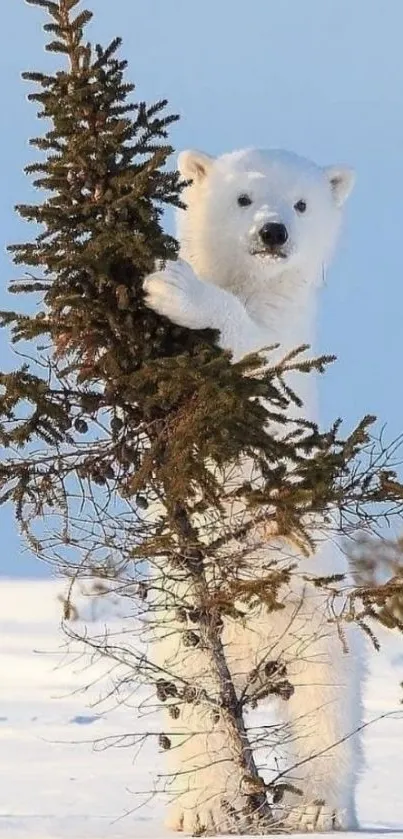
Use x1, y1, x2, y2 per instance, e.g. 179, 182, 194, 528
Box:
259, 222, 288, 249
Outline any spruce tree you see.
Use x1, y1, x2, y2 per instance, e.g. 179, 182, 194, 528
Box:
1, 0, 403, 833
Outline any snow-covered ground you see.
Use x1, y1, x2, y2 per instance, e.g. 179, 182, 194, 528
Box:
0, 579, 402, 839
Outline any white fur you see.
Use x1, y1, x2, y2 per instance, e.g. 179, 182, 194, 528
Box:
144, 147, 362, 833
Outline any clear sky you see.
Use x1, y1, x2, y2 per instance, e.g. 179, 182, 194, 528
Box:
1, 0, 403, 576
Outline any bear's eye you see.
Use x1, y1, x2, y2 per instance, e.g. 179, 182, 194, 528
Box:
294, 199, 307, 214
237, 193, 252, 208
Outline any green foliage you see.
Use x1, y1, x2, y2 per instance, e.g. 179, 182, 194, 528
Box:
2, 3, 402, 829
348, 534, 403, 632
0, 0, 402, 567
9, 0, 209, 372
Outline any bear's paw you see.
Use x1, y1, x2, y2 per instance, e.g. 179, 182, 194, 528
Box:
143, 258, 213, 331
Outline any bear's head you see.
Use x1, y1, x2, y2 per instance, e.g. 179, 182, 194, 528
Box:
177, 148, 354, 305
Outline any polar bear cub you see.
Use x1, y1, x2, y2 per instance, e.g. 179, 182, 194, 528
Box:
144, 148, 362, 834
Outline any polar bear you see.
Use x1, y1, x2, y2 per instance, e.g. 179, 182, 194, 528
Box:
144, 148, 363, 834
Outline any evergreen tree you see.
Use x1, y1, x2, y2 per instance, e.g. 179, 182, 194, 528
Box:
1, 0, 403, 832
348, 534, 403, 630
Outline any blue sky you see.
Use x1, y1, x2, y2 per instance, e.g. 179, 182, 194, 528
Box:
1, 0, 402, 576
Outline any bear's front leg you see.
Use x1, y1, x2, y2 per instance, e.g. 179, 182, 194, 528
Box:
143, 258, 215, 331
143, 258, 267, 361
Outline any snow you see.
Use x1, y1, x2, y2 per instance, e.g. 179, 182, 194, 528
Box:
0, 579, 402, 839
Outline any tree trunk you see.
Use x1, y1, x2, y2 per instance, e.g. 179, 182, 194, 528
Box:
152, 500, 272, 835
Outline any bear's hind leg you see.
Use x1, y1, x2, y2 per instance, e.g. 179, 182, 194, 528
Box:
155, 618, 272, 834
275, 619, 364, 832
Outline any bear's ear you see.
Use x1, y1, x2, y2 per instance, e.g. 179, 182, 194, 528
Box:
325, 166, 355, 207
178, 150, 214, 183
